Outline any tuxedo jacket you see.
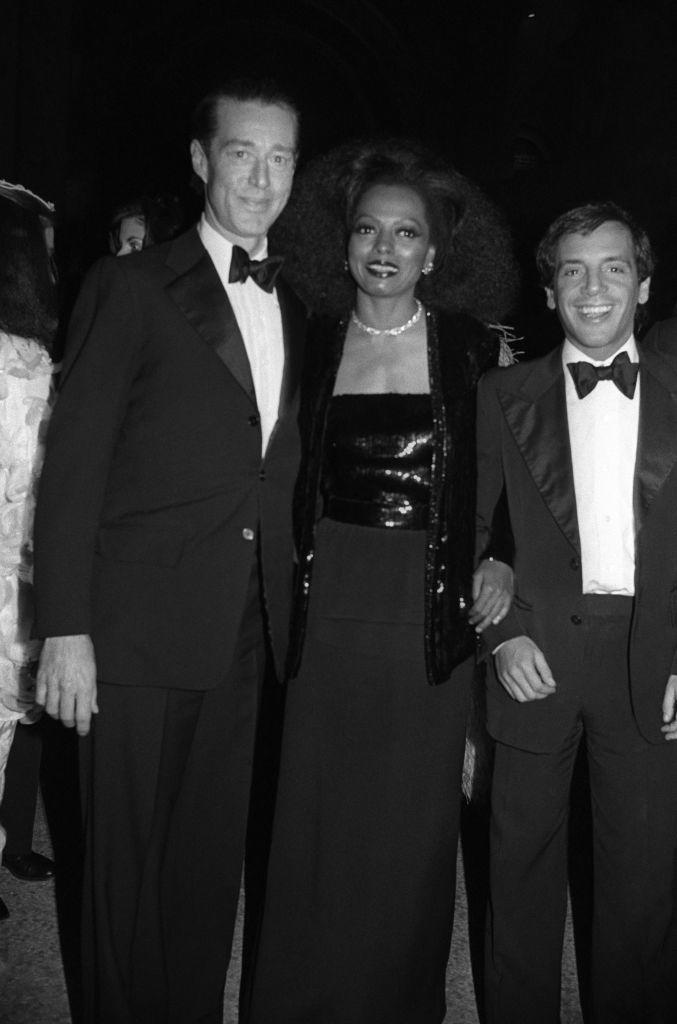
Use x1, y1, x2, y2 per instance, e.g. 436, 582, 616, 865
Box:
33, 227, 305, 690
476, 342, 677, 752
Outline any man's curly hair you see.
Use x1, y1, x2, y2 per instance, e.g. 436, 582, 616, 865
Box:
271, 138, 519, 321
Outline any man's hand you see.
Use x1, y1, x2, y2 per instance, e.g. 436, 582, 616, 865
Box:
661, 675, 677, 740
494, 636, 557, 702
469, 559, 514, 634
36, 634, 98, 737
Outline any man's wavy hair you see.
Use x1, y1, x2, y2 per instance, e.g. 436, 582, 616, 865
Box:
0, 195, 57, 349
536, 201, 654, 288
270, 138, 519, 321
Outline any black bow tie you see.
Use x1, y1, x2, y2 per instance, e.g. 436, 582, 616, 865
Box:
228, 245, 283, 293
567, 350, 639, 400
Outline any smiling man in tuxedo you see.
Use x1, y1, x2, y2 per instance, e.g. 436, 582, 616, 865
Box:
32, 80, 305, 1023
477, 202, 677, 1023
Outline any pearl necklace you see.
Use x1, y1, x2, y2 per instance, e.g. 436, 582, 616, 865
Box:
351, 299, 423, 337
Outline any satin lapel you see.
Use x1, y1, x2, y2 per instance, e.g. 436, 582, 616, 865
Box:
276, 280, 306, 418
164, 230, 254, 402
497, 348, 580, 554
634, 348, 677, 533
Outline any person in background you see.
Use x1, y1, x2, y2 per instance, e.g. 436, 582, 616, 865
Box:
246, 139, 517, 1024
1, 724, 56, 884
477, 202, 677, 1023
0, 181, 56, 920
108, 193, 184, 256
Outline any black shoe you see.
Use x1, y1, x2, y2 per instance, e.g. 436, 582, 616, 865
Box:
0, 896, 8, 920
2, 851, 55, 881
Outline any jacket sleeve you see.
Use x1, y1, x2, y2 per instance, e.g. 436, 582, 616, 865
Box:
33, 257, 145, 637
474, 369, 524, 652
473, 334, 515, 567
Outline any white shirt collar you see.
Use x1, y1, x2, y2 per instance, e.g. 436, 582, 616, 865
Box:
198, 215, 267, 263
562, 334, 638, 369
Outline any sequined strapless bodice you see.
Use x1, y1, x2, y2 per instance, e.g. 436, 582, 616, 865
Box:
322, 393, 433, 530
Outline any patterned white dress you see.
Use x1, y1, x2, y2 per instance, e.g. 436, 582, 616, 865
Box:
0, 332, 53, 854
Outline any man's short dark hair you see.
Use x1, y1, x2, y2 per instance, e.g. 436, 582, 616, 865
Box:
190, 78, 300, 152
536, 201, 654, 288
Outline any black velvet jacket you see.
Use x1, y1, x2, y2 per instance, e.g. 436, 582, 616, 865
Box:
287, 308, 506, 686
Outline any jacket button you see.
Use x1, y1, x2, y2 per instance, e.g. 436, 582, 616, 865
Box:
570, 614, 582, 625
570, 558, 580, 571
242, 528, 255, 541
248, 414, 260, 427
259, 469, 266, 481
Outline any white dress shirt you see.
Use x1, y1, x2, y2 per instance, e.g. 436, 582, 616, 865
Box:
198, 216, 285, 455
563, 335, 639, 595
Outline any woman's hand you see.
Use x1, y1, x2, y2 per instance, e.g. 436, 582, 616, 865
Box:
469, 559, 514, 634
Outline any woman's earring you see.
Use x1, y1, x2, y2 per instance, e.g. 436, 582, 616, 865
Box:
343, 259, 349, 272
421, 262, 434, 276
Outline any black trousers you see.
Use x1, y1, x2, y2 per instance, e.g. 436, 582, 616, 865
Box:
80, 564, 266, 1024
1, 720, 42, 855
485, 597, 677, 1024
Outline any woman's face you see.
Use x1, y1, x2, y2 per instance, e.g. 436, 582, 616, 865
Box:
347, 183, 435, 302
116, 215, 147, 256
42, 222, 57, 282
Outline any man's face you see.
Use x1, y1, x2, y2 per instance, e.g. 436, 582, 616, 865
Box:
116, 215, 146, 256
546, 220, 650, 361
190, 98, 297, 250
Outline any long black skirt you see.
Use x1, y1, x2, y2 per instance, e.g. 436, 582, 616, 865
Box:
247, 518, 473, 1024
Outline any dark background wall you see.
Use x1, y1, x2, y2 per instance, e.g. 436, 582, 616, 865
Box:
4, 0, 677, 340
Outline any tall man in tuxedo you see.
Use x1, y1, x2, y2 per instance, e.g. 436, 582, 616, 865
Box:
32, 80, 305, 1023
477, 203, 677, 1024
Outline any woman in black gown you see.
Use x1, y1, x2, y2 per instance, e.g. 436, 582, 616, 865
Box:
247, 141, 518, 1024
